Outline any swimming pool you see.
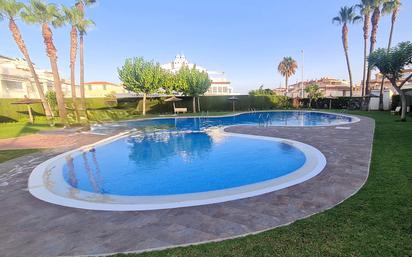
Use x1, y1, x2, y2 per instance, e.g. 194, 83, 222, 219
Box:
29, 111, 356, 211
91, 111, 357, 134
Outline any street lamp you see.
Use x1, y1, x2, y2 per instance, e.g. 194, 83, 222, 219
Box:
301, 49, 304, 98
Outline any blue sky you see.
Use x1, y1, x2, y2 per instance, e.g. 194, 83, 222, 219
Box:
0, 0, 411, 94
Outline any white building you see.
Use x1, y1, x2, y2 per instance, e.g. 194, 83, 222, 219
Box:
276, 77, 362, 98
161, 54, 235, 95
0, 55, 71, 98
0, 55, 126, 98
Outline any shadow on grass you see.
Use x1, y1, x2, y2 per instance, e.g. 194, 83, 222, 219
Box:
0, 115, 17, 123
0, 122, 56, 139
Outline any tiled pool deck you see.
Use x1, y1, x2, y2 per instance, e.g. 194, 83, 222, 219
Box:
0, 115, 374, 257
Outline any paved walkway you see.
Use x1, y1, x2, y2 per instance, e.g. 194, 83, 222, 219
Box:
0, 116, 374, 257
0, 132, 106, 150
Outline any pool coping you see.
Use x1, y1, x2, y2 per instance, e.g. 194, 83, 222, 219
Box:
28, 129, 326, 211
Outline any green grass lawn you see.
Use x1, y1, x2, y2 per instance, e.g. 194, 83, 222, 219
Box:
0, 149, 39, 164
0, 122, 59, 139
112, 111, 412, 257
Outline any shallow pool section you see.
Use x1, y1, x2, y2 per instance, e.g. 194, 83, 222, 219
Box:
28, 129, 326, 211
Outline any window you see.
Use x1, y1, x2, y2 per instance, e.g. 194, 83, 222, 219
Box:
47, 82, 54, 91
2, 80, 23, 91
102, 84, 107, 90
88, 85, 92, 91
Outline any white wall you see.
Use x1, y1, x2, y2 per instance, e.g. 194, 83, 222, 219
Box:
369, 90, 392, 110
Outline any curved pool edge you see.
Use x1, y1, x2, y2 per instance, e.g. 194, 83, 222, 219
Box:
28, 130, 327, 211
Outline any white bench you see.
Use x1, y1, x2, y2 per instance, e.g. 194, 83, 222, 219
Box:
174, 107, 188, 114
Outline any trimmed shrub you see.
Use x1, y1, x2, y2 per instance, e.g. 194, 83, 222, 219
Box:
299, 97, 364, 110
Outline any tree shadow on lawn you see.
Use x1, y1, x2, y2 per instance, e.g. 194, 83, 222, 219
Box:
0, 122, 56, 139
0, 115, 17, 123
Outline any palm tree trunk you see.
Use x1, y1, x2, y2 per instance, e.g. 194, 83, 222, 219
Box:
342, 23, 353, 100
362, 13, 370, 97
192, 96, 196, 113
42, 23, 68, 124
70, 26, 80, 122
362, 36, 368, 97
142, 93, 147, 115
365, 7, 381, 95
345, 49, 353, 98
76, 2, 87, 117
285, 76, 288, 96
378, 9, 398, 111
9, 18, 53, 120
79, 32, 87, 115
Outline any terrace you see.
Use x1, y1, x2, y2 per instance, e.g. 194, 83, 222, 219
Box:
1, 111, 378, 256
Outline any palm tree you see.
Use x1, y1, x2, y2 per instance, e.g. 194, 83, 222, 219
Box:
76, 15, 94, 116
75, 0, 96, 13
0, 0, 53, 120
378, 0, 401, 110
277, 57, 297, 96
21, 0, 67, 124
356, 0, 372, 97
333, 6, 362, 99
63, 6, 83, 122
364, 0, 387, 95
75, 0, 96, 115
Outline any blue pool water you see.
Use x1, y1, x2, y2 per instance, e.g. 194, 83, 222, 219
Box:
62, 112, 349, 196
63, 132, 306, 196
91, 111, 353, 134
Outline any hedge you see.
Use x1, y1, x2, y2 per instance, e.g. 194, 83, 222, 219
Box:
0, 95, 294, 123
0, 98, 46, 122
299, 97, 365, 110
